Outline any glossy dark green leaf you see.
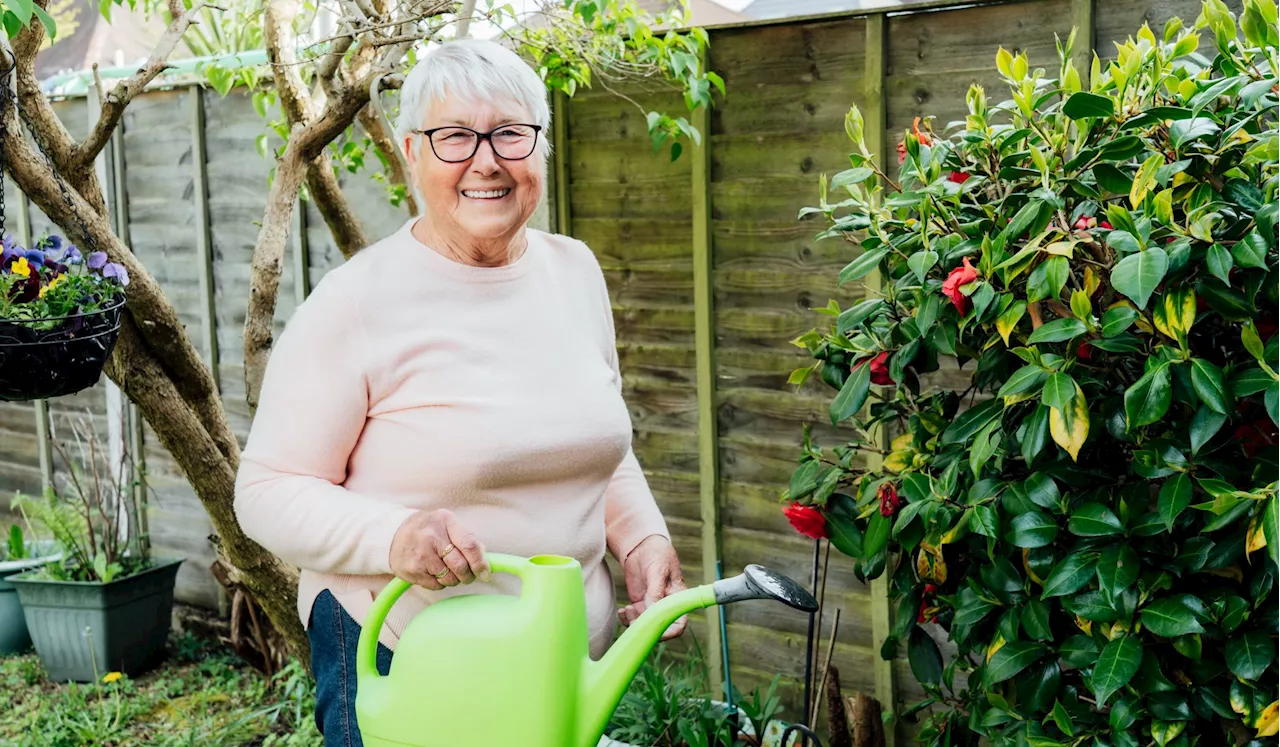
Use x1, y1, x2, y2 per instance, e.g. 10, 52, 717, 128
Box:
1024, 473, 1060, 510
839, 247, 889, 285
1130, 512, 1167, 536
907, 251, 938, 283
1231, 366, 1274, 397
999, 365, 1049, 399
1021, 403, 1051, 463
1232, 230, 1268, 269
1156, 473, 1191, 532
1027, 256, 1070, 303
1099, 136, 1144, 161
1007, 511, 1060, 548
829, 361, 871, 425
1134, 650, 1177, 693
1205, 244, 1234, 285
863, 510, 891, 559
1169, 117, 1221, 148
1042, 552, 1099, 598
1190, 406, 1227, 456
1141, 596, 1207, 637
837, 299, 884, 334
1148, 692, 1193, 722
1100, 306, 1138, 337
971, 504, 1000, 538
1089, 334, 1145, 353
1172, 633, 1202, 661
1022, 597, 1052, 640
1091, 635, 1142, 706
1051, 699, 1075, 736
1041, 373, 1076, 410
1097, 544, 1140, 598
1064, 590, 1121, 621
825, 493, 864, 559
1125, 363, 1172, 429
1017, 659, 1062, 715
984, 641, 1045, 686
1063, 91, 1115, 119
908, 626, 943, 686
1111, 248, 1169, 309
1226, 631, 1276, 680
1190, 359, 1230, 415
1059, 635, 1099, 668
1069, 503, 1124, 536
952, 588, 997, 643
942, 399, 1002, 445
1028, 318, 1088, 345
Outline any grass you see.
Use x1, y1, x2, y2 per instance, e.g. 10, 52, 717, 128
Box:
0, 632, 322, 747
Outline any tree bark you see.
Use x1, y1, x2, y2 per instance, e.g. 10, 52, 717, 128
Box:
357, 103, 418, 216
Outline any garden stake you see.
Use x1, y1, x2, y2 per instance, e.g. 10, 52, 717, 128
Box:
802, 537, 820, 725
716, 559, 733, 716
354, 553, 818, 747
812, 609, 840, 718
810, 540, 831, 698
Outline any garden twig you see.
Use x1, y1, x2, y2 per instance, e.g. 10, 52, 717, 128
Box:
813, 608, 841, 720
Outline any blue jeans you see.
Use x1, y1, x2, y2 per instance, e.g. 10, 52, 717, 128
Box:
308, 590, 394, 747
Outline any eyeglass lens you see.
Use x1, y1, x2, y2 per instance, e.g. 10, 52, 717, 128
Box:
431, 126, 538, 161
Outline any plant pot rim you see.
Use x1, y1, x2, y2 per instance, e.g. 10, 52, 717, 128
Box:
7, 555, 183, 586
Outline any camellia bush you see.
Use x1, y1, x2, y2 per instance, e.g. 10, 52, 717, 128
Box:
783, 2, 1278, 746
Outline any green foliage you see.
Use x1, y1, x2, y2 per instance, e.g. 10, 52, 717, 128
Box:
0, 634, 322, 746
606, 643, 785, 747
788, 3, 1279, 745
0, 235, 126, 326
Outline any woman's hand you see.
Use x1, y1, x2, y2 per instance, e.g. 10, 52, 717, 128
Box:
389, 509, 490, 591
618, 535, 687, 641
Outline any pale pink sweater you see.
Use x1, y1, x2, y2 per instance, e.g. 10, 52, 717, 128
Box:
233, 218, 671, 658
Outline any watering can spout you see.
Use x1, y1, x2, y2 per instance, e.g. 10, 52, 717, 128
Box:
576, 565, 817, 747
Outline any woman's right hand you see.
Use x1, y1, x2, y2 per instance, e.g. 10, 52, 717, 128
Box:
389, 509, 490, 590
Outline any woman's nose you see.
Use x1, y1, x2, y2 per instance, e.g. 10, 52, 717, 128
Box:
469, 138, 502, 173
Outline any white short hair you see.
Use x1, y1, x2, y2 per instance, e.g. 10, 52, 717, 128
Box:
394, 38, 551, 158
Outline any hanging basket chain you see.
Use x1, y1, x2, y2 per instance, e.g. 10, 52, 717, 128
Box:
0, 50, 99, 254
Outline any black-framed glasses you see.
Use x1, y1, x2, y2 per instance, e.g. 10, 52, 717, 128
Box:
412, 124, 543, 163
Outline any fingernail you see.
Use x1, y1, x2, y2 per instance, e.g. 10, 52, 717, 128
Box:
480, 569, 491, 582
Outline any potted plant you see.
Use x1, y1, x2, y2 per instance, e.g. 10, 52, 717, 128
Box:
0, 232, 128, 401
9, 417, 182, 682
601, 644, 797, 747
785, 2, 1277, 746
0, 523, 61, 655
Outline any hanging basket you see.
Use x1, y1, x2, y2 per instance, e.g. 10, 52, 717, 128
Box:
0, 295, 124, 401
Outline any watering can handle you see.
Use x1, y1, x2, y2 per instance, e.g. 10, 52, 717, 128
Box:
356, 553, 532, 680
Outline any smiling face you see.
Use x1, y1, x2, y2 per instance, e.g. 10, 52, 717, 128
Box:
405, 91, 545, 252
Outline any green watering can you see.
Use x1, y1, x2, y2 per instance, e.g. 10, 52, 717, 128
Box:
356, 553, 818, 747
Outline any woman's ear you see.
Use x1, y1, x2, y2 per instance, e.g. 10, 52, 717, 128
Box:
402, 135, 418, 168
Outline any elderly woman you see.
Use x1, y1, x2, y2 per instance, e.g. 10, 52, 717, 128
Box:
234, 38, 687, 747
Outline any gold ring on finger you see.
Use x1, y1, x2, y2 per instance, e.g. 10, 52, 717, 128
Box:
433, 568, 450, 581
440, 543, 456, 559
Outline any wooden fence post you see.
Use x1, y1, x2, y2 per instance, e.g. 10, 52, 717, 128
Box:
863, 14, 897, 746
691, 45, 724, 694
552, 90, 571, 236
190, 86, 220, 392
1071, 0, 1096, 87
17, 188, 54, 493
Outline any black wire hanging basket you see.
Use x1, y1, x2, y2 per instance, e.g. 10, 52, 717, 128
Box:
0, 51, 127, 402
0, 295, 125, 401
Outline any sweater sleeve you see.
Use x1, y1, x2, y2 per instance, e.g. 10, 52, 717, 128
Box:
591, 251, 672, 563
234, 275, 417, 576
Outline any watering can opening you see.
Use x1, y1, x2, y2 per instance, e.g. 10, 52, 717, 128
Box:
527, 553, 575, 566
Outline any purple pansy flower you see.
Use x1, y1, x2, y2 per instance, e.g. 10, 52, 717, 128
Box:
41, 235, 63, 252
62, 244, 82, 264
0, 247, 16, 271
22, 249, 45, 266
87, 251, 108, 270
102, 262, 129, 286
1, 234, 14, 252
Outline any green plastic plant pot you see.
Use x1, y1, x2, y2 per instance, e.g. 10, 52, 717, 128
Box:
0, 542, 62, 656
8, 557, 184, 682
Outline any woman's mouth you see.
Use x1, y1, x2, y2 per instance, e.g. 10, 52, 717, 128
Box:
461, 188, 511, 200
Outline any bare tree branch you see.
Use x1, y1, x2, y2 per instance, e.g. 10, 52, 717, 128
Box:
454, 0, 477, 38
306, 161, 369, 258
73, 2, 222, 172
358, 95, 417, 215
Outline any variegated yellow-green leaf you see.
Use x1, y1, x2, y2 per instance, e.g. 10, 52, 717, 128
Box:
1044, 241, 1075, 257
1071, 289, 1093, 323
998, 301, 1027, 346
1050, 380, 1089, 461
1257, 700, 1279, 738
996, 47, 1013, 77
1154, 188, 1174, 224
1130, 154, 1163, 208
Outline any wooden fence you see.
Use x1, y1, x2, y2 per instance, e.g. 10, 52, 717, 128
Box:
0, 0, 1227, 737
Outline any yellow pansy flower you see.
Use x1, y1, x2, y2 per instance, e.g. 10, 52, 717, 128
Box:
11, 257, 30, 277
102, 671, 123, 684
38, 274, 64, 298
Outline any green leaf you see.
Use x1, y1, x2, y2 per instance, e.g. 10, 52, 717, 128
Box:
1097, 544, 1139, 598
1106, 229, 1142, 255
1141, 597, 1207, 637
971, 505, 1000, 538
1042, 373, 1076, 410
985, 641, 1045, 686
1021, 403, 1050, 463
1051, 700, 1075, 737
1264, 497, 1280, 569
863, 510, 891, 559
1094, 163, 1134, 195
1027, 257, 1069, 303
907, 251, 938, 283
831, 167, 875, 190
1069, 503, 1124, 536
1042, 552, 1099, 598
970, 420, 1001, 478
999, 365, 1048, 399
1091, 635, 1143, 706
1190, 406, 1227, 455
1190, 359, 1230, 415
825, 494, 864, 559
1111, 248, 1169, 309
1169, 117, 1221, 149
1158, 473, 1192, 531
1129, 154, 1163, 208
1007, 511, 1059, 548
942, 399, 1002, 445
1062, 91, 1115, 119
1232, 231, 1268, 269
1024, 472, 1060, 509
1206, 244, 1234, 285
829, 362, 871, 426
839, 248, 889, 285
1100, 306, 1138, 337
837, 299, 884, 334
1124, 363, 1172, 429
30, 2, 53, 38
1049, 380, 1090, 462
996, 300, 1026, 346
1022, 598, 1052, 640
1226, 631, 1276, 680
1028, 318, 1088, 344
1060, 635, 1099, 667
908, 627, 944, 686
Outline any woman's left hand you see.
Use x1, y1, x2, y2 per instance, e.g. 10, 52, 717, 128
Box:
618, 535, 687, 641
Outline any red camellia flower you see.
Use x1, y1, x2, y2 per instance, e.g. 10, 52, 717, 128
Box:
855, 351, 893, 386
941, 257, 980, 313
1099, 220, 1113, 229
877, 483, 901, 517
1234, 420, 1278, 459
947, 171, 971, 184
896, 117, 933, 165
1073, 216, 1097, 231
1076, 342, 1092, 360
783, 503, 827, 540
